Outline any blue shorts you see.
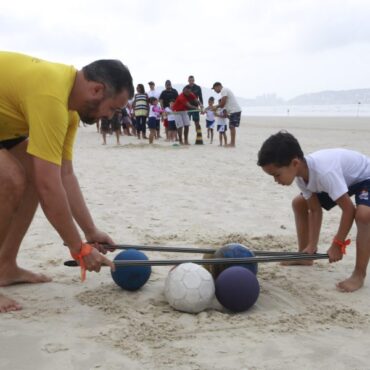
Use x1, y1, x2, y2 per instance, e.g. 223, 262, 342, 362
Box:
148, 117, 157, 129
168, 120, 177, 130
156, 119, 160, 130
217, 125, 227, 133
206, 120, 215, 129
317, 179, 370, 210
229, 112, 241, 128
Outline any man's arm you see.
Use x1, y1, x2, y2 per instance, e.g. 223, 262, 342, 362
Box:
32, 157, 114, 270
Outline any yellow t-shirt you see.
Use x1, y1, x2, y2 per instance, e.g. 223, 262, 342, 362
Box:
0, 51, 79, 165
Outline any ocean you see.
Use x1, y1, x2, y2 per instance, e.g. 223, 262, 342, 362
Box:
241, 103, 370, 117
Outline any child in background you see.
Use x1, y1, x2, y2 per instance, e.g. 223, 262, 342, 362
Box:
215, 102, 228, 146
258, 131, 370, 292
204, 96, 216, 143
148, 97, 163, 144
165, 100, 177, 142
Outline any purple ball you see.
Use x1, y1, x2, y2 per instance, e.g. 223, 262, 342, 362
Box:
215, 266, 260, 312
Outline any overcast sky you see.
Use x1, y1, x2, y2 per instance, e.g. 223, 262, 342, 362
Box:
1, 0, 370, 99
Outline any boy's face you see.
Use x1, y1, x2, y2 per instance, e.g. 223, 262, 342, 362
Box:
262, 160, 299, 186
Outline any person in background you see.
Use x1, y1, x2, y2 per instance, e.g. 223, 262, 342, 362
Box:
165, 100, 177, 142
147, 97, 163, 144
132, 84, 149, 140
187, 75, 204, 138
215, 102, 228, 146
172, 86, 199, 145
204, 96, 216, 144
212, 82, 241, 147
147, 82, 162, 139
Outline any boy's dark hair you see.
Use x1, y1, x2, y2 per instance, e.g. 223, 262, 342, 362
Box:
208, 96, 215, 102
257, 131, 304, 167
149, 96, 158, 104
82, 59, 134, 99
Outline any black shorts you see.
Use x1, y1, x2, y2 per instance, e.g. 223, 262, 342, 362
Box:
317, 179, 370, 210
0, 136, 27, 150
229, 112, 241, 128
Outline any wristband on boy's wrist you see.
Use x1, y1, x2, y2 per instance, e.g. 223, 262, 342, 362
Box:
70, 243, 93, 281
332, 238, 351, 254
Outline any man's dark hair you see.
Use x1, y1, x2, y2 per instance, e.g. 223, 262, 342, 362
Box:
82, 59, 134, 99
212, 82, 222, 89
257, 131, 304, 167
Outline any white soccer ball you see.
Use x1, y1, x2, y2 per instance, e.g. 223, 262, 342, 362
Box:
164, 263, 215, 313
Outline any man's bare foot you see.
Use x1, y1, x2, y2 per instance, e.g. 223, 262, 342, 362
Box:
0, 266, 52, 287
280, 260, 314, 266
336, 272, 365, 292
0, 294, 22, 313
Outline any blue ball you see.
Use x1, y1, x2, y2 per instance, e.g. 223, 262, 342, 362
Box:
111, 249, 151, 291
214, 243, 258, 276
215, 266, 260, 312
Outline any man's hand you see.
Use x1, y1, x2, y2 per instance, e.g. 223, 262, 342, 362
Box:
82, 247, 115, 272
85, 228, 115, 254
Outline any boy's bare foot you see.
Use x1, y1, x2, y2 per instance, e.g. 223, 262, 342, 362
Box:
336, 272, 365, 292
280, 260, 314, 266
0, 294, 22, 313
0, 266, 52, 287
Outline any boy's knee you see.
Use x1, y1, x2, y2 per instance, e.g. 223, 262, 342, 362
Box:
292, 195, 306, 213
355, 207, 370, 226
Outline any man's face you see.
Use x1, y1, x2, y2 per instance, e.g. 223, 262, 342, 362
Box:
78, 90, 129, 124
213, 85, 222, 93
165, 82, 171, 90
262, 161, 298, 186
149, 83, 155, 90
183, 88, 191, 96
188, 77, 194, 85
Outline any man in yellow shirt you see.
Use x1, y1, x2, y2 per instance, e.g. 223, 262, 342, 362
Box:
0, 52, 134, 312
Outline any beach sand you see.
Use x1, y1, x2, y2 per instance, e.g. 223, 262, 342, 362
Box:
1, 116, 370, 370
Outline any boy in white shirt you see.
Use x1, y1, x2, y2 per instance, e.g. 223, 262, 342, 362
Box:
257, 131, 370, 292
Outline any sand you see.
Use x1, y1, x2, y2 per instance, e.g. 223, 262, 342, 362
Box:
1, 116, 370, 370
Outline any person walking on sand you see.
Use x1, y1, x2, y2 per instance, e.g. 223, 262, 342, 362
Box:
212, 82, 241, 147
0, 51, 134, 312
258, 131, 370, 292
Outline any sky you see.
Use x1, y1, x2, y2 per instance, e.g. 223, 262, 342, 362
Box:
1, 0, 370, 99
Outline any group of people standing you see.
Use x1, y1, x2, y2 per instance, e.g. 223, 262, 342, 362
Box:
98, 76, 242, 147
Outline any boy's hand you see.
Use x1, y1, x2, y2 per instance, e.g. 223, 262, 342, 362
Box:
327, 243, 343, 263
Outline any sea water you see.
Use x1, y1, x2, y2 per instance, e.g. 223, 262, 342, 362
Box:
242, 103, 370, 117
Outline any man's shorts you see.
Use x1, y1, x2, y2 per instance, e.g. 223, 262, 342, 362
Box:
188, 111, 200, 122
229, 112, 241, 128
317, 179, 370, 210
175, 112, 190, 129
0, 136, 27, 150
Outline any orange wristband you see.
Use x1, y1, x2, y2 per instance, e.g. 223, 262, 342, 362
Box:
333, 238, 351, 255
70, 243, 93, 281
